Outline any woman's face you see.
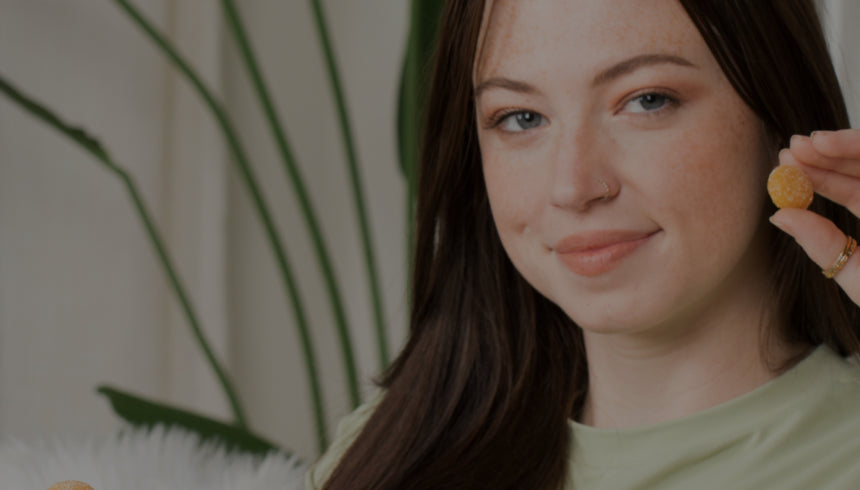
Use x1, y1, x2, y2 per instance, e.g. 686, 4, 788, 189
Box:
475, 0, 775, 336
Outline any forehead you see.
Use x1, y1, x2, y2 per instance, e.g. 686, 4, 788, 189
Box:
475, 0, 710, 82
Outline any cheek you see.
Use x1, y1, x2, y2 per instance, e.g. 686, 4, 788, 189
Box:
649, 104, 770, 230
481, 148, 546, 235
481, 145, 555, 289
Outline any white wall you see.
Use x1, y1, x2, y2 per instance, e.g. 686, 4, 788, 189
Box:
820, 0, 860, 121
0, 0, 175, 438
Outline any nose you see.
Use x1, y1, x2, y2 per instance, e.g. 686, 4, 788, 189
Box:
549, 128, 615, 210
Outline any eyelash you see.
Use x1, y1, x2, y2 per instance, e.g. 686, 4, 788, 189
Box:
483, 109, 532, 130
482, 89, 681, 131
620, 90, 680, 117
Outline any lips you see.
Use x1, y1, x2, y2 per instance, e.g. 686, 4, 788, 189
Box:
555, 230, 658, 277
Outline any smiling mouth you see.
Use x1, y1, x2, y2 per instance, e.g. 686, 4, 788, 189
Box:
555, 230, 659, 277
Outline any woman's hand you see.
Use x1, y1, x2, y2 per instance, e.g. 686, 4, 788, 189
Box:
770, 129, 860, 304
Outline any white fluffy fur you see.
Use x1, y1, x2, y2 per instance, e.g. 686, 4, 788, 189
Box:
0, 426, 306, 489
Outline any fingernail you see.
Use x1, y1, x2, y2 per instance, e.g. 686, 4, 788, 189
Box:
790, 134, 804, 147
810, 130, 833, 146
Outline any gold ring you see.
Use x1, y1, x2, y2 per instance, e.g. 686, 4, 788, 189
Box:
599, 179, 610, 200
822, 235, 857, 279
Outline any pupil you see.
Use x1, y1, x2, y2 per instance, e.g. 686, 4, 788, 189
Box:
641, 94, 664, 110
517, 112, 539, 129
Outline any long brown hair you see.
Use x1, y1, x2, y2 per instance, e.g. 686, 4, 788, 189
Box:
323, 2, 858, 489
676, 1, 860, 359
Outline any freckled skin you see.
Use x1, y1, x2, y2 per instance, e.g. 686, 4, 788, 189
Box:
475, 0, 775, 338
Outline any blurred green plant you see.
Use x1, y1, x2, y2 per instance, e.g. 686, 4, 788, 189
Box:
400, 0, 443, 272
0, 0, 443, 456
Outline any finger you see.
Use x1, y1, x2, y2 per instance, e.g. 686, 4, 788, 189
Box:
812, 129, 860, 159
787, 134, 860, 179
770, 208, 860, 303
778, 149, 860, 217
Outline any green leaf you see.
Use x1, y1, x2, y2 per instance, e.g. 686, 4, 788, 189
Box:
398, 0, 444, 290
98, 386, 283, 457
0, 74, 108, 162
397, 0, 443, 179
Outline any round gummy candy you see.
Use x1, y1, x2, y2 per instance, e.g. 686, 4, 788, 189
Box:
767, 165, 814, 209
47, 482, 94, 490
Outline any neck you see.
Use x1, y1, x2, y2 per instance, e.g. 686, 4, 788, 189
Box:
579, 280, 801, 429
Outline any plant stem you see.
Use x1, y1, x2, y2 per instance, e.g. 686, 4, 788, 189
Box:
111, 0, 330, 448
0, 74, 249, 429
307, 0, 391, 369
401, 6, 422, 291
219, 0, 364, 409
399, 0, 442, 300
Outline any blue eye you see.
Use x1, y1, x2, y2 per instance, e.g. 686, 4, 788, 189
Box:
624, 92, 673, 114
498, 111, 545, 132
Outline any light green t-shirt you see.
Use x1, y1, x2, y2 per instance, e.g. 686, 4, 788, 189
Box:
306, 346, 860, 489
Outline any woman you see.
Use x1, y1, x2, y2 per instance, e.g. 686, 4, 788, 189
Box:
307, 1, 860, 488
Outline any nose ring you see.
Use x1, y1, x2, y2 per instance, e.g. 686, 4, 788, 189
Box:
599, 179, 611, 201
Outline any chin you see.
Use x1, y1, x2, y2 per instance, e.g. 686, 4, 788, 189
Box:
574, 317, 646, 336
556, 292, 677, 337
562, 304, 638, 334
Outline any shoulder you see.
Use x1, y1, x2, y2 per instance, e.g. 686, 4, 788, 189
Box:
304, 391, 383, 490
791, 348, 860, 487
796, 347, 860, 429
816, 347, 860, 407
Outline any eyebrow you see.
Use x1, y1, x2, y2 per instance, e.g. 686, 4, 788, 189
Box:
474, 77, 536, 98
591, 54, 697, 86
474, 53, 697, 98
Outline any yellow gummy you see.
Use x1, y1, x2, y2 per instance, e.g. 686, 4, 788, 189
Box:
767, 165, 814, 209
47, 481, 94, 490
